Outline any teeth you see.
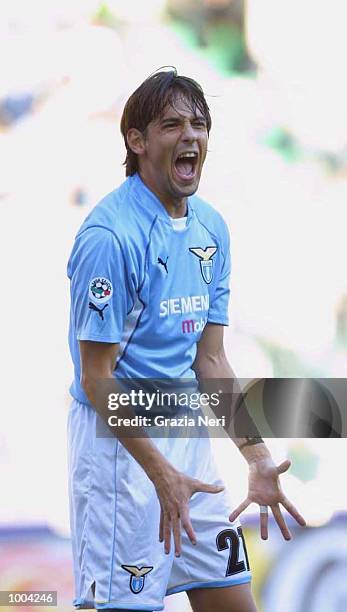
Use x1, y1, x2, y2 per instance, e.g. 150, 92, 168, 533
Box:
178, 152, 197, 159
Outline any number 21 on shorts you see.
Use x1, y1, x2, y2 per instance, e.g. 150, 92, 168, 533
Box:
216, 527, 250, 576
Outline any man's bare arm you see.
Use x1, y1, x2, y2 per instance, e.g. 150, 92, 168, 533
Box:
192, 324, 306, 539
192, 323, 267, 462
79, 340, 224, 555
80, 340, 168, 476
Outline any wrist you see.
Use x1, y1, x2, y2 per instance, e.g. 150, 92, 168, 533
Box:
238, 436, 264, 451
143, 452, 175, 483
240, 442, 271, 465
123, 437, 174, 483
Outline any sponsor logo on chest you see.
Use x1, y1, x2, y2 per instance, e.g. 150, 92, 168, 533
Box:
159, 294, 209, 317
182, 316, 207, 333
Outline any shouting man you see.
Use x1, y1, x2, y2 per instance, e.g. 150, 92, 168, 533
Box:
67, 68, 305, 612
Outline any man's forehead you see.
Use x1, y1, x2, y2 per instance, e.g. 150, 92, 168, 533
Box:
158, 97, 205, 121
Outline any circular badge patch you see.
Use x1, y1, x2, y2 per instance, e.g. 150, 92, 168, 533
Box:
89, 277, 113, 304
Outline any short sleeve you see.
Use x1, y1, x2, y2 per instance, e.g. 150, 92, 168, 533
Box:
207, 224, 231, 326
68, 227, 130, 343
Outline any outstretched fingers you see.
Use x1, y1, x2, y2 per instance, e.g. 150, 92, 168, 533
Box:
260, 508, 268, 540
281, 496, 306, 527
229, 498, 250, 523
271, 504, 292, 540
180, 506, 197, 547
162, 513, 172, 555
277, 459, 291, 474
194, 480, 225, 495
172, 516, 182, 557
160, 505, 196, 556
158, 477, 224, 557
159, 506, 164, 543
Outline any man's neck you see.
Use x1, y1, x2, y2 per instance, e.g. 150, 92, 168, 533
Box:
163, 199, 187, 219
138, 172, 187, 219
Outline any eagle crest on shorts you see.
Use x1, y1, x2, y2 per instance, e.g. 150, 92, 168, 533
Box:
189, 246, 218, 284
121, 564, 154, 594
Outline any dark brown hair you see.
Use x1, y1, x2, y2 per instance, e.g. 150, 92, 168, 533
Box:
120, 67, 212, 176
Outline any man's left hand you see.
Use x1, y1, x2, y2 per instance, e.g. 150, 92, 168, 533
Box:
229, 457, 306, 540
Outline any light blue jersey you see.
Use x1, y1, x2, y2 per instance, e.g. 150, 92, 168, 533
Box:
67, 173, 231, 406
67, 174, 252, 610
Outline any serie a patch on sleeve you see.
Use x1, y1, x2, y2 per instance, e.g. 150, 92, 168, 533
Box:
88, 277, 113, 304
88, 277, 113, 321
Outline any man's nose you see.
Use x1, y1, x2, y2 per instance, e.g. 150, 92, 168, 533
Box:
181, 120, 196, 141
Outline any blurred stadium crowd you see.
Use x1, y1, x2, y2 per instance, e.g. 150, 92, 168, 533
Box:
2, 0, 347, 377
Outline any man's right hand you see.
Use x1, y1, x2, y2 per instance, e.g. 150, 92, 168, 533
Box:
152, 465, 224, 557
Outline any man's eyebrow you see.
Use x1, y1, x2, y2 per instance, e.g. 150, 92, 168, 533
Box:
160, 116, 181, 124
160, 115, 207, 124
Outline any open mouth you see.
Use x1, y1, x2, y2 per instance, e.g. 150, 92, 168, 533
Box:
173, 151, 198, 182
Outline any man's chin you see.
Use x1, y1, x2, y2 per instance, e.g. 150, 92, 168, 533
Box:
171, 176, 200, 198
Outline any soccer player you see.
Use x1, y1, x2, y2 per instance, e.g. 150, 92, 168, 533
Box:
67, 68, 306, 612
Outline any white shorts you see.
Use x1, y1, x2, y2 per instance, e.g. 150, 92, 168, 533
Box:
68, 400, 252, 611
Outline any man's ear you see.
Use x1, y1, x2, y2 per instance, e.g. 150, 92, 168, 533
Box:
127, 128, 146, 156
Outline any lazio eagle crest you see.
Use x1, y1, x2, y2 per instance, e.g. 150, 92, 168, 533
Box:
189, 246, 218, 284
121, 565, 153, 594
